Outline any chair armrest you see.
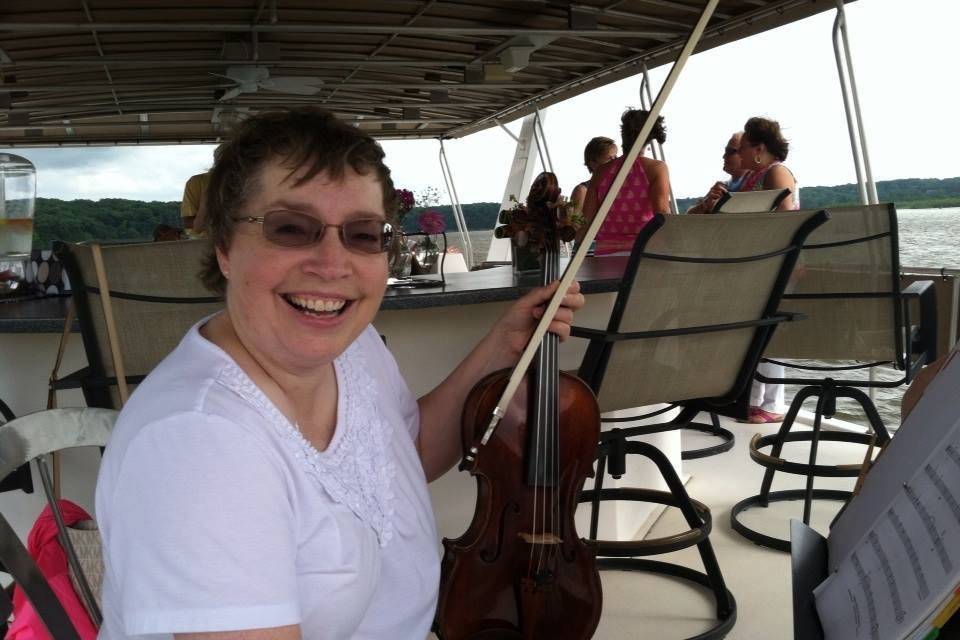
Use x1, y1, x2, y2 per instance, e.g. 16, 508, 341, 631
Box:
901, 279, 938, 374
575, 314, 797, 343
901, 279, 934, 298
570, 326, 613, 341
49, 367, 92, 391
774, 311, 807, 323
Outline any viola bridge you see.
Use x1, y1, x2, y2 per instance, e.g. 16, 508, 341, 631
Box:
517, 532, 563, 545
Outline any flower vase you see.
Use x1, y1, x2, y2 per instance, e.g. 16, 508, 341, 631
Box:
390, 234, 413, 278
412, 235, 441, 275
511, 241, 542, 277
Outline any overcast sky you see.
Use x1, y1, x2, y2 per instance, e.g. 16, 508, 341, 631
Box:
4, 0, 958, 205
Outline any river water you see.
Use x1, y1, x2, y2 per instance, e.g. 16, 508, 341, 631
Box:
445, 207, 960, 428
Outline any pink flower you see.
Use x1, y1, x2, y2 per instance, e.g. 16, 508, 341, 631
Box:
417, 210, 446, 235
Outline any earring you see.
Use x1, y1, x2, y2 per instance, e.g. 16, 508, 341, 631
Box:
754, 153, 762, 165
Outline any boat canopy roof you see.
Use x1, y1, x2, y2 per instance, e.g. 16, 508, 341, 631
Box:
0, 0, 853, 146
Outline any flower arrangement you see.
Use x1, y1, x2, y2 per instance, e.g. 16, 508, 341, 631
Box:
417, 209, 446, 235
494, 195, 583, 248
395, 188, 415, 225
407, 210, 445, 276
496, 172, 584, 275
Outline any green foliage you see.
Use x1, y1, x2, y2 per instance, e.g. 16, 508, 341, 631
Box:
25, 176, 960, 250
32, 197, 181, 249
797, 177, 960, 209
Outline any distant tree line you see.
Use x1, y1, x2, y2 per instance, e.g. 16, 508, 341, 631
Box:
28, 176, 960, 248
677, 176, 960, 212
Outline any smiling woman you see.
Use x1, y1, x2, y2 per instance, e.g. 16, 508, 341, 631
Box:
93, 107, 585, 640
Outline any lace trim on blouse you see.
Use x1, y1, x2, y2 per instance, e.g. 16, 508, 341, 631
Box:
215, 339, 397, 547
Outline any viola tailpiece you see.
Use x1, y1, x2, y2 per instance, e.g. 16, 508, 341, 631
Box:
434, 173, 603, 640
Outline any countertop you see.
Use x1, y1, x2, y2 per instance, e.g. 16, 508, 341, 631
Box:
0, 258, 627, 334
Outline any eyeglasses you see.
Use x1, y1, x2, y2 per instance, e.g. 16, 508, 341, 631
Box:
233, 210, 394, 254
723, 146, 739, 157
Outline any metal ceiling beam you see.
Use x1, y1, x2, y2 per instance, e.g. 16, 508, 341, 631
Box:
0, 23, 674, 38
0, 116, 468, 130
449, 0, 816, 137
14, 101, 495, 119
3, 58, 606, 69
80, 0, 123, 115
327, 0, 438, 102
0, 82, 547, 92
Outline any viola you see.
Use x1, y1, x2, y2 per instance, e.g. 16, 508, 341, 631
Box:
434, 173, 603, 639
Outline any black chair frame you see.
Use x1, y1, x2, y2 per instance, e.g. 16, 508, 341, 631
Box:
573, 211, 829, 640
730, 206, 939, 552
0, 400, 33, 495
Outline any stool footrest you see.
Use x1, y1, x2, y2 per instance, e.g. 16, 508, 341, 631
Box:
598, 558, 738, 639
730, 488, 852, 552
579, 487, 712, 556
749, 431, 874, 477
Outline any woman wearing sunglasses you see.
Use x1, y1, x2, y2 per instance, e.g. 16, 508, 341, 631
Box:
685, 131, 746, 215
94, 108, 584, 639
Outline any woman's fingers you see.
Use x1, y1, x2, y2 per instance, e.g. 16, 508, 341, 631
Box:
529, 282, 583, 341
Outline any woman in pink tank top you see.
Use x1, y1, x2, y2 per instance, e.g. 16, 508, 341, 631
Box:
578, 109, 672, 255
737, 116, 798, 211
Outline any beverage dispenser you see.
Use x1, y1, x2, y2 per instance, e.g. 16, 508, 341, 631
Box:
0, 153, 36, 295
0, 153, 36, 256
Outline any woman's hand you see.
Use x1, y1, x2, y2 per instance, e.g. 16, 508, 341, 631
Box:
703, 181, 729, 211
497, 280, 585, 358
416, 279, 586, 480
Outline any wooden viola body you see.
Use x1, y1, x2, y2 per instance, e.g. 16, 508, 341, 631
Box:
434, 368, 603, 640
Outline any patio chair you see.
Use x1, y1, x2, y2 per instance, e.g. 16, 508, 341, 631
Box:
52, 240, 223, 409
572, 209, 828, 639
678, 186, 794, 457
712, 188, 791, 214
730, 203, 938, 551
0, 407, 118, 638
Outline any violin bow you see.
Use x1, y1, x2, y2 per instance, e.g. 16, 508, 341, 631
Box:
468, 0, 720, 461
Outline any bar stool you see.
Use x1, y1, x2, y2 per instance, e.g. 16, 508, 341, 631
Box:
571, 209, 827, 638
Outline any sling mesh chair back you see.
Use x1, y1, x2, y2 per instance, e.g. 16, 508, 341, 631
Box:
0, 408, 118, 638
678, 186, 793, 458
573, 210, 828, 639
730, 203, 938, 551
54, 240, 224, 409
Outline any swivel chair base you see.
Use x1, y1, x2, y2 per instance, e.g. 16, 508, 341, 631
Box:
730, 384, 890, 552
581, 435, 737, 639
683, 412, 735, 460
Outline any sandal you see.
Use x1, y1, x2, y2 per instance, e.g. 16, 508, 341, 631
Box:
737, 406, 785, 424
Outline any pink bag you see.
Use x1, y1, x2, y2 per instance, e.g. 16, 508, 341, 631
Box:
5, 500, 97, 640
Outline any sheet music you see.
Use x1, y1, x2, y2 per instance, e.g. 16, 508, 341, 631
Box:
813, 413, 960, 640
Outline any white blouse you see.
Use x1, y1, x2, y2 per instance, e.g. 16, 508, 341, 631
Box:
95, 322, 440, 639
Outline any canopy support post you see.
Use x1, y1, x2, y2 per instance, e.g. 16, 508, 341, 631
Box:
832, 1, 878, 206
533, 107, 554, 174
438, 139, 474, 269
640, 64, 679, 214
487, 114, 542, 262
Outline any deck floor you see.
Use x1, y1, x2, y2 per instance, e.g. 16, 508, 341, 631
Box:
431, 414, 868, 639
1, 414, 869, 639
